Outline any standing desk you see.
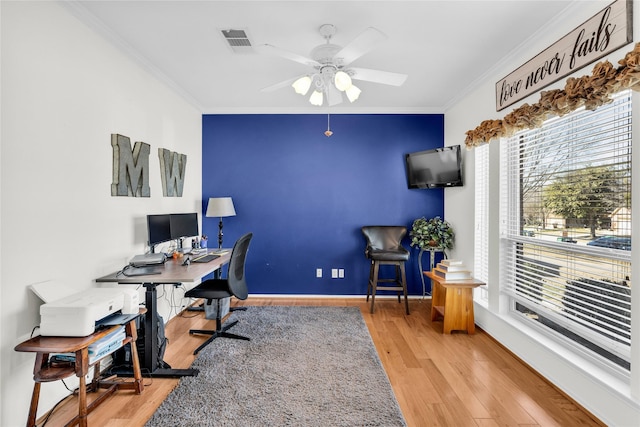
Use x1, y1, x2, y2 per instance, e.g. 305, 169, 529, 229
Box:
95, 249, 230, 377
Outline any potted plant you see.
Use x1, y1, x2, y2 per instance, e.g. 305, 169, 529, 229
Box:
409, 216, 454, 250
410, 216, 455, 297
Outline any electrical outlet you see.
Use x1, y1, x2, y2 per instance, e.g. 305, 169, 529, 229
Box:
331, 269, 338, 278
316, 268, 323, 278
338, 269, 344, 278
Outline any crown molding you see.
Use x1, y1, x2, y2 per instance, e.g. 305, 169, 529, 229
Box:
61, 1, 205, 111
443, 0, 586, 112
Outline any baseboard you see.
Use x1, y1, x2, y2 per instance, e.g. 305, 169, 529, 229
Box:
247, 294, 431, 300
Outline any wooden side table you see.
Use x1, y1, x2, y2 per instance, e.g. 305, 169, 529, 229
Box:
424, 271, 484, 334
15, 309, 146, 427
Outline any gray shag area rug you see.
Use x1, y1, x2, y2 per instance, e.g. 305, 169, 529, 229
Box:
146, 306, 406, 427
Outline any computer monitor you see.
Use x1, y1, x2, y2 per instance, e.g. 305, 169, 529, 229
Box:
147, 214, 172, 252
170, 213, 199, 241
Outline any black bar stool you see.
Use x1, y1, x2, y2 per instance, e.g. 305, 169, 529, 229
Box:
361, 226, 410, 314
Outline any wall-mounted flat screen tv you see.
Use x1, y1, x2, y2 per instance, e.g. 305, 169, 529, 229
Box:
405, 145, 463, 189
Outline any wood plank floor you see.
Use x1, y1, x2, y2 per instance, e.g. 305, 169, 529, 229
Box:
38, 297, 604, 427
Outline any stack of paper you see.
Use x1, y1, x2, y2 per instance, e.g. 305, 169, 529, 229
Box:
88, 326, 126, 364
433, 259, 473, 280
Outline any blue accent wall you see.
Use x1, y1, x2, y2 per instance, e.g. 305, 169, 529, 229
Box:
202, 114, 447, 295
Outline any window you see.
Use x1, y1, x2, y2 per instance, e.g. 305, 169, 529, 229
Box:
500, 90, 632, 370
475, 143, 489, 301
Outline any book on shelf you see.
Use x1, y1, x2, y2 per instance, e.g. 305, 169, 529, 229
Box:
436, 262, 468, 272
51, 353, 76, 363
440, 259, 463, 266
433, 266, 472, 280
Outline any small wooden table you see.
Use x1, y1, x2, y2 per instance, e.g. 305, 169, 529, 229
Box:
424, 271, 484, 334
15, 309, 146, 427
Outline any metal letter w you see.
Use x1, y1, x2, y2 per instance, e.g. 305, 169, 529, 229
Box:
159, 148, 187, 197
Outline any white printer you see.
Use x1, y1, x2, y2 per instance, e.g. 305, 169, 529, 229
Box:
39, 288, 139, 337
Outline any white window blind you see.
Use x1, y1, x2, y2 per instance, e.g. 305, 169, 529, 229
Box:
500, 90, 632, 369
474, 144, 489, 299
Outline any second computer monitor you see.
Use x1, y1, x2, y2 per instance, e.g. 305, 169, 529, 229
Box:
170, 213, 199, 240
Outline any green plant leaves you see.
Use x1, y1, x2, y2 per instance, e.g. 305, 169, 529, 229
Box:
409, 216, 454, 250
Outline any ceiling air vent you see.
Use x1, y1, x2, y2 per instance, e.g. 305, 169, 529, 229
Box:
221, 29, 253, 53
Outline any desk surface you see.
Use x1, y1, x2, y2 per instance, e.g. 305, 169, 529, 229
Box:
96, 249, 231, 284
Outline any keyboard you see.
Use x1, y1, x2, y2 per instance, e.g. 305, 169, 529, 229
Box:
192, 253, 220, 263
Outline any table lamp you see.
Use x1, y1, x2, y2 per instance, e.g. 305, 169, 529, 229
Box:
205, 197, 236, 249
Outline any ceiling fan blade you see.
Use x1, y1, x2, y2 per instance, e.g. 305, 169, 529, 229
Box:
335, 27, 387, 66
349, 67, 408, 86
260, 75, 306, 92
255, 44, 321, 67
326, 84, 343, 106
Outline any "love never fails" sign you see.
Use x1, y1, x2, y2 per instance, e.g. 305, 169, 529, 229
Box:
495, 0, 633, 111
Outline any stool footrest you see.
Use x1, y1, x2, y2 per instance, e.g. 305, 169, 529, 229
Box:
366, 259, 410, 315
374, 286, 404, 291
374, 278, 401, 284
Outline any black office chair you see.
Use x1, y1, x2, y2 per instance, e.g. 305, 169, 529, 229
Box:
361, 226, 410, 315
185, 232, 253, 355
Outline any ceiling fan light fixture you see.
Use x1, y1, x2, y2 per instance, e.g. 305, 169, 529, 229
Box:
292, 76, 312, 95
334, 71, 352, 91
260, 24, 408, 109
309, 90, 324, 106
346, 84, 361, 103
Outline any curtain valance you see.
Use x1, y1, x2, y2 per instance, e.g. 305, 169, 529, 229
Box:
465, 42, 640, 149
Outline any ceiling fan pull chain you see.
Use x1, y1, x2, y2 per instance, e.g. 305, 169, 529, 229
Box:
325, 113, 333, 137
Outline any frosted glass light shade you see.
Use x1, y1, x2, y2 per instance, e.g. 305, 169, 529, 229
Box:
346, 85, 361, 103
334, 71, 352, 91
292, 76, 312, 95
206, 197, 236, 218
309, 90, 324, 106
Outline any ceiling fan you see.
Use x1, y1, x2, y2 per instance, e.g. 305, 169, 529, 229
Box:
257, 24, 408, 107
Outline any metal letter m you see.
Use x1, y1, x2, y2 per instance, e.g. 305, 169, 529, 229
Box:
111, 134, 151, 197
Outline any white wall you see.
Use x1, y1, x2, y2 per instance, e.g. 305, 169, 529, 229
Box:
445, 1, 640, 425
1, 2, 203, 426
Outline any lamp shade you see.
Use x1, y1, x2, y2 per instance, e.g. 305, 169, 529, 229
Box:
206, 197, 236, 218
